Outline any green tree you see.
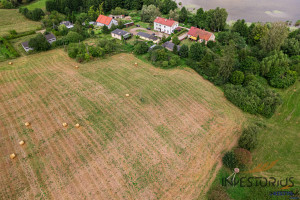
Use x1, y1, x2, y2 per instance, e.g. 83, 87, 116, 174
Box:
159, 0, 177, 14
65, 31, 83, 43
88, 6, 98, 21
248, 23, 268, 45
178, 44, 188, 58
193, 8, 207, 29
169, 9, 179, 21
141, 4, 161, 23
134, 42, 148, 54
238, 126, 259, 151
102, 25, 110, 34
240, 56, 260, 74
28, 33, 50, 51
172, 44, 178, 54
230, 71, 244, 85
232, 19, 249, 38
260, 22, 289, 52
189, 42, 205, 61
172, 36, 180, 45
281, 38, 300, 56
261, 51, 297, 88
179, 7, 188, 23
207, 7, 228, 32
222, 151, 238, 169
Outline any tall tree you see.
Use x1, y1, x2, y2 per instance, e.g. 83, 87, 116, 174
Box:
159, 0, 177, 14
179, 6, 188, 23
260, 22, 289, 53
207, 7, 228, 32
232, 19, 249, 38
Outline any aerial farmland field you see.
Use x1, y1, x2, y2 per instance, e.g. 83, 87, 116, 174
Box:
0, 50, 246, 199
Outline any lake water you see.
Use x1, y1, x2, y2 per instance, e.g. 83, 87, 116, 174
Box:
177, 0, 300, 23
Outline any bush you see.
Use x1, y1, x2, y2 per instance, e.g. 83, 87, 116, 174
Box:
179, 44, 189, 58
230, 71, 244, 85
0, 0, 15, 8
224, 81, 282, 118
65, 31, 83, 43
234, 148, 252, 167
222, 151, 238, 169
19, 7, 45, 21
134, 42, 148, 55
238, 126, 259, 151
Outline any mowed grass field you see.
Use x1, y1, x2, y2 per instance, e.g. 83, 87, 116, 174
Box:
22, 0, 47, 10
0, 50, 246, 199
0, 9, 41, 37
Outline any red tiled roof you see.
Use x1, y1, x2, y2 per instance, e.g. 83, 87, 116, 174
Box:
188, 26, 214, 41
154, 17, 177, 27
96, 15, 113, 25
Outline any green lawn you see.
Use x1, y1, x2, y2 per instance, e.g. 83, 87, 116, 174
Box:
22, 0, 47, 10
0, 9, 41, 37
180, 38, 196, 47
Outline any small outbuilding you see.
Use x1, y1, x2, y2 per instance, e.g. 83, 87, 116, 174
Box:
124, 22, 134, 28
21, 41, 34, 52
111, 29, 131, 40
137, 32, 159, 44
162, 41, 181, 52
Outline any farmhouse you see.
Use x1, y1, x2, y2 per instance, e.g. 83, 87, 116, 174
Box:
137, 32, 160, 43
60, 21, 74, 29
96, 15, 118, 29
21, 41, 34, 52
187, 26, 215, 44
44, 33, 56, 44
111, 29, 131, 40
154, 17, 179, 34
162, 41, 181, 52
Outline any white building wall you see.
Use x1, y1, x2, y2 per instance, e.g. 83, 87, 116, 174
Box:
154, 22, 178, 34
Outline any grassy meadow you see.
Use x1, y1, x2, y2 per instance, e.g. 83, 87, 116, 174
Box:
0, 49, 246, 199
0, 9, 41, 37
22, 0, 47, 10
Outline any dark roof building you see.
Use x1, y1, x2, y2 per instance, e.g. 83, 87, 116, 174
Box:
44, 33, 56, 43
111, 29, 131, 40
21, 41, 34, 52
137, 32, 158, 41
162, 41, 181, 51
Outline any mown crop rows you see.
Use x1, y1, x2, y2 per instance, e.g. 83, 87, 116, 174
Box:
0, 50, 245, 199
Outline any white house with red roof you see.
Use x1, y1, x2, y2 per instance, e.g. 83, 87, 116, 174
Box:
187, 26, 215, 44
154, 17, 178, 34
96, 15, 118, 29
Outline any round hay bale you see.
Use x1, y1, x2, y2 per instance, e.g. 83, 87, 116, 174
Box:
62, 123, 68, 127
10, 153, 16, 159
9, 62, 13, 65
125, 94, 130, 97
75, 66, 79, 69
19, 141, 25, 145
135, 62, 138, 66
75, 123, 80, 128
25, 122, 30, 127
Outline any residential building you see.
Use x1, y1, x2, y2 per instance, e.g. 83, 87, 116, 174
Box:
111, 29, 131, 40
60, 21, 74, 29
44, 33, 56, 44
137, 32, 160, 43
162, 41, 181, 52
187, 26, 215, 44
21, 41, 34, 52
154, 17, 179, 34
96, 15, 118, 29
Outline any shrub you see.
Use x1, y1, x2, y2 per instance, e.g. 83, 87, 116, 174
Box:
222, 151, 238, 169
179, 44, 189, 58
238, 126, 259, 151
102, 25, 110, 34
230, 71, 244, 85
224, 81, 282, 118
134, 42, 148, 55
172, 36, 180, 45
234, 148, 252, 167
65, 31, 83, 43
